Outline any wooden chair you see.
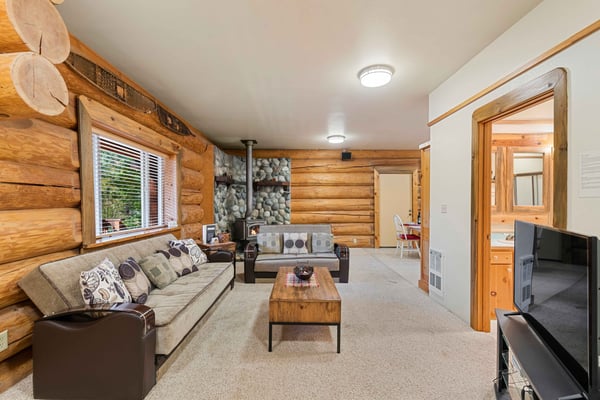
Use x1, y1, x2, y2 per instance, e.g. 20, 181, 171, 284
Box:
393, 214, 421, 258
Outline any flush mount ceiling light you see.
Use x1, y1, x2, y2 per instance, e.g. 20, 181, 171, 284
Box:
327, 134, 346, 144
358, 64, 394, 88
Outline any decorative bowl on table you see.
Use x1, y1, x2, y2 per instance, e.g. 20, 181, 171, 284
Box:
294, 265, 314, 281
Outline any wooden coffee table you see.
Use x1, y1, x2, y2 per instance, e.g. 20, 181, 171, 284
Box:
268, 266, 341, 353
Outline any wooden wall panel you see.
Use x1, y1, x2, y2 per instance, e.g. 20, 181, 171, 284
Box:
291, 198, 373, 211
0, 348, 32, 394
0, 183, 80, 210
292, 185, 373, 199
0, 302, 40, 363
181, 205, 205, 225
181, 189, 204, 205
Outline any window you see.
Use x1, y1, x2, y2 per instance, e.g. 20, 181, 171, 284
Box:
92, 131, 177, 239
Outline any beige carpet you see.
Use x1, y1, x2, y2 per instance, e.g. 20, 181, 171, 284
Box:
2, 248, 498, 400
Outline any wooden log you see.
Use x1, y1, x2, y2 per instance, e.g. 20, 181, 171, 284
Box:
292, 185, 373, 199
0, 347, 32, 393
0, 208, 81, 264
0, 159, 79, 188
180, 223, 202, 241
291, 211, 373, 224
291, 198, 373, 212
0, 249, 78, 310
0, 183, 80, 210
0, 0, 70, 63
181, 189, 203, 205
0, 301, 40, 363
331, 223, 374, 236
0, 51, 69, 118
291, 158, 419, 173
181, 167, 205, 190
36, 92, 77, 129
292, 172, 372, 186
226, 149, 421, 160
0, 118, 78, 170
0, 52, 68, 118
181, 148, 204, 171
50, 0, 64, 4
334, 235, 374, 247
180, 205, 204, 225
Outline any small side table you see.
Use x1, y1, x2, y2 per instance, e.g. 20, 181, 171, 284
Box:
198, 241, 236, 255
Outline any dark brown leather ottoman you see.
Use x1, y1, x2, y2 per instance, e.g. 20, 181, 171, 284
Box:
33, 303, 156, 400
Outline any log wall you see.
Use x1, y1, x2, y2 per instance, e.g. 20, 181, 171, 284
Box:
0, 35, 216, 392
227, 150, 420, 247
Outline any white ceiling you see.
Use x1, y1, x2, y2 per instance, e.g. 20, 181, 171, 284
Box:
57, 0, 542, 150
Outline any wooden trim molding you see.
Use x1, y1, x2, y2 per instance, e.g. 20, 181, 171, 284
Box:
470, 68, 567, 332
429, 19, 600, 127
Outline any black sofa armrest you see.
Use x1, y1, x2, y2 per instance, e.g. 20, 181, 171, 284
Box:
244, 242, 259, 283
207, 249, 234, 263
34, 302, 156, 400
335, 243, 350, 283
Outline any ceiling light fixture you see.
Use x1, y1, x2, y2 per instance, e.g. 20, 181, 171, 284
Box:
358, 64, 394, 88
327, 134, 346, 144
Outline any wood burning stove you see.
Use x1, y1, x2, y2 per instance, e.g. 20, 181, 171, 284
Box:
233, 218, 266, 242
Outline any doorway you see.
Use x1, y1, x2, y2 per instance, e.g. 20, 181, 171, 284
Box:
379, 174, 413, 247
470, 68, 567, 332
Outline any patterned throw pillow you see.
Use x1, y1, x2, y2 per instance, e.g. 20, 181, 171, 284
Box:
257, 232, 281, 254
282, 232, 309, 255
138, 253, 178, 289
118, 257, 152, 304
157, 245, 197, 276
311, 232, 334, 253
169, 239, 208, 266
80, 258, 132, 305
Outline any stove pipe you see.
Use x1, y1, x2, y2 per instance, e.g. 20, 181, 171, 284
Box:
241, 139, 257, 219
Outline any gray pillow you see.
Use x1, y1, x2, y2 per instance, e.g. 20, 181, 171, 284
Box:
257, 232, 281, 254
311, 232, 334, 253
138, 253, 178, 289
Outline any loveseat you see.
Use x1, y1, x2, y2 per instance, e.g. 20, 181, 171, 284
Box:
19, 233, 235, 400
244, 224, 349, 283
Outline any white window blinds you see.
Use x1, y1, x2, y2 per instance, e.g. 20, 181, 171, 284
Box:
93, 134, 177, 237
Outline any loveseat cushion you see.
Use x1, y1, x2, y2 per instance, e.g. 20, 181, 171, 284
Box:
311, 232, 334, 253
254, 253, 339, 273
256, 232, 281, 254
282, 232, 309, 255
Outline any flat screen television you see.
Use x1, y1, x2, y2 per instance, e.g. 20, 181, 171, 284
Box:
513, 220, 599, 395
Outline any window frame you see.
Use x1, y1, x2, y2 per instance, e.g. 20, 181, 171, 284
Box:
78, 96, 181, 250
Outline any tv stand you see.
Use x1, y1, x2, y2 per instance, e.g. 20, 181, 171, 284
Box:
495, 309, 585, 400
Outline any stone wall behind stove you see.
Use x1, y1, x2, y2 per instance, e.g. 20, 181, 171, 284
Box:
214, 148, 290, 233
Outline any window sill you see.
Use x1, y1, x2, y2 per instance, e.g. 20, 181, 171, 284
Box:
82, 227, 181, 252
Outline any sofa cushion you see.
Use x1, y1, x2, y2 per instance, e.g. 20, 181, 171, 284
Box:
139, 253, 178, 289
311, 232, 334, 253
156, 245, 197, 277
118, 257, 152, 304
80, 258, 132, 305
169, 239, 208, 266
282, 232, 309, 255
257, 232, 281, 254
254, 253, 339, 273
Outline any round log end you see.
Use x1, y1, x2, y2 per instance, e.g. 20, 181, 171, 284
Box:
12, 52, 68, 116
7, 0, 71, 64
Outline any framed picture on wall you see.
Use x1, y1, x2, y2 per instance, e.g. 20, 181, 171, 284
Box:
202, 224, 217, 244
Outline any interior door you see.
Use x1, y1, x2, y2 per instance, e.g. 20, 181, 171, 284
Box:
379, 174, 412, 247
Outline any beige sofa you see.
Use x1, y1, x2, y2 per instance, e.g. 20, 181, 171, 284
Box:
243, 224, 349, 283
19, 233, 235, 357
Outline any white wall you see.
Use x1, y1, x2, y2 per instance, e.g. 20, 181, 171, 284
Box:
428, 0, 600, 323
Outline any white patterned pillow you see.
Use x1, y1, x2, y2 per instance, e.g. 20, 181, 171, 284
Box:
157, 245, 197, 276
80, 258, 132, 305
257, 232, 281, 254
169, 238, 208, 266
311, 232, 334, 253
282, 232, 309, 255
